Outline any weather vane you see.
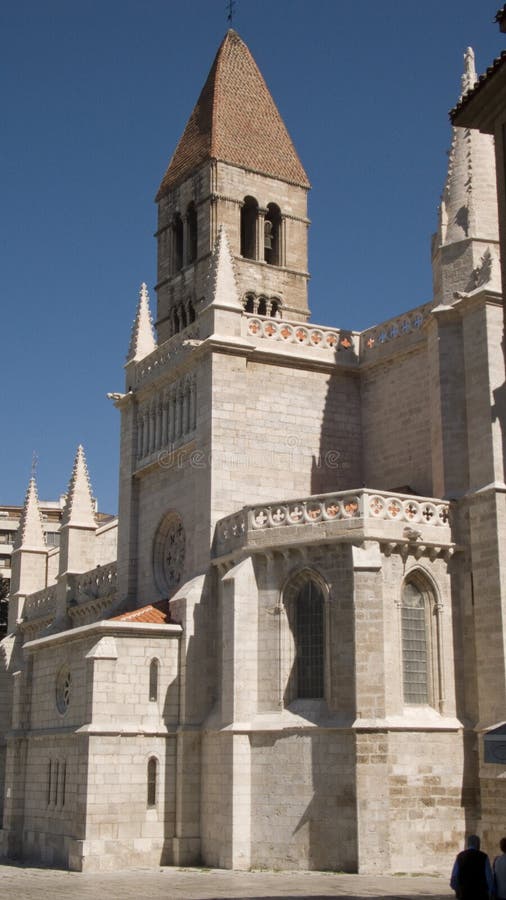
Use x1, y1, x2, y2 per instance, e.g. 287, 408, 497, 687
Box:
226, 0, 236, 25
31, 450, 38, 479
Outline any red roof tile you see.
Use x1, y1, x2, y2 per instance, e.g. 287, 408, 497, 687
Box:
156, 29, 309, 199
112, 599, 172, 625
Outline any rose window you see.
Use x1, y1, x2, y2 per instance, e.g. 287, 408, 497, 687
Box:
56, 665, 72, 715
153, 512, 186, 595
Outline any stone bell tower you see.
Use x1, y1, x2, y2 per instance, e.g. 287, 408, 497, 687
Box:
154, 28, 311, 342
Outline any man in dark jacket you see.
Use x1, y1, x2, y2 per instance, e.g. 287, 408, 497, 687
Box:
450, 834, 494, 900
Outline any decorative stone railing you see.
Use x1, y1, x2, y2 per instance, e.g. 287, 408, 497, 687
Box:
214, 489, 451, 559
73, 562, 118, 605
23, 585, 57, 622
360, 301, 433, 356
244, 314, 359, 356
132, 326, 200, 388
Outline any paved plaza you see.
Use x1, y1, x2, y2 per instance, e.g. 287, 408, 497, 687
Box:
0, 864, 455, 900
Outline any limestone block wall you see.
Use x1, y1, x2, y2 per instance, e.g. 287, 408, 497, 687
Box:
21, 734, 86, 868
125, 353, 213, 604
94, 520, 118, 566
1, 624, 181, 870
210, 354, 362, 529
201, 731, 234, 867
480, 752, 506, 861
81, 733, 176, 871
361, 346, 432, 496
249, 729, 357, 871
355, 729, 466, 875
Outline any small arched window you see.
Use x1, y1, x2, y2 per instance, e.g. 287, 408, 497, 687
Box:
173, 214, 184, 272
147, 757, 157, 807
401, 576, 438, 705
264, 203, 282, 266
187, 202, 198, 264
188, 299, 196, 323
244, 293, 255, 313
241, 196, 258, 260
257, 296, 267, 317
283, 574, 326, 704
149, 659, 159, 702
179, 303, 187, 330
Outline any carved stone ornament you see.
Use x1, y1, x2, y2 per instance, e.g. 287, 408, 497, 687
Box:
56, 665, 72, 715
153, 511, 186, 595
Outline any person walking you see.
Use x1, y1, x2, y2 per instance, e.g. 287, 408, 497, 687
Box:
450, 834, 494, 900
493, 837, 506, 900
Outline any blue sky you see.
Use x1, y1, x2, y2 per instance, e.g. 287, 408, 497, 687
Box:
1, 0, 504, 515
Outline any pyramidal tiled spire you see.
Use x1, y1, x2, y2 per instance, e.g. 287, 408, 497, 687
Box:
205, 225, 242, 310
61, 445, 96, 529
156, 29, 309, 199
438, 47, 498, 247
13, 476, 46, 551
126, 283, 156, 363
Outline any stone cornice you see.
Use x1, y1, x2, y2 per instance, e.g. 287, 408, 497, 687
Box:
23, 619, 183, 651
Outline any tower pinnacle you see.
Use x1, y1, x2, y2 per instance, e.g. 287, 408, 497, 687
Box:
126, 283, 157, 363
460, 47, 477, 98
62, 445, 96, 529
13, 475, 46, 551
205, 225, 242, 310
432, 47, 500, 303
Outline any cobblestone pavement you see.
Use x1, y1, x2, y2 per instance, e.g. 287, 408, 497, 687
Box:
0, 864, 454, 900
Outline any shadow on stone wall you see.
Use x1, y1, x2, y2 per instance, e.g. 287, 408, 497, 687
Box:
310, 343, 361, 496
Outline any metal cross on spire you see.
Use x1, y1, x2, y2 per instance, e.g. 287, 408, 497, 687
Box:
226, 0, 236, 25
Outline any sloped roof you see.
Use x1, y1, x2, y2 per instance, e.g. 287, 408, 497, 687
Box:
451, 50, 506, 124
156, 29, 309, 199
112, 599, 172, 624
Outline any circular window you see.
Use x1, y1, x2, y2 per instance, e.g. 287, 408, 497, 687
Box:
56, 665, 72, 714
153, 512, 185, 595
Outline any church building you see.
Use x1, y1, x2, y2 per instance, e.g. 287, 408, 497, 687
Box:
1, 28, 505, 874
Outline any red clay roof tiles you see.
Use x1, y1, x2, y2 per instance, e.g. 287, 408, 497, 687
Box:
156, 29, 309, 199
112, 599, 172, 624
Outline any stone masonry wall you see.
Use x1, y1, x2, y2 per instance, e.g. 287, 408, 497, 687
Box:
250, 729, 357, 871
361, 346, 432, 496
210, 354, 362, 529
9, 628, 180, 870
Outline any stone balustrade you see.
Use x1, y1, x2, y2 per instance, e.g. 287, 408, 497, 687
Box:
133, 326, 199, 387
23, 585, 57, 622
360, 301, 433, 356
244, 314, 358, 356
214, 489, 452, 559
73, 562, 118, 605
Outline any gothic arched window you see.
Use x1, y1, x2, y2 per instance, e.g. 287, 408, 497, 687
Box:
401, 575, 439, 706
264, 202, 282, 266
240, 196, 258, 260
283, 572, 327, 704
173, 213, 184, 272
147, 757, 157, 807
187, 202, 198, 264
